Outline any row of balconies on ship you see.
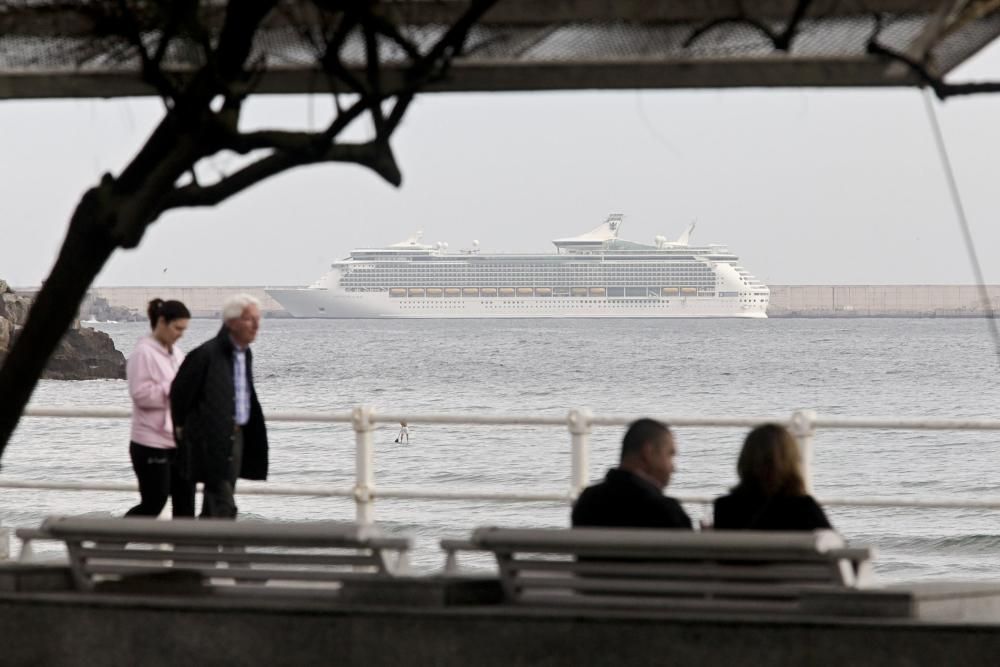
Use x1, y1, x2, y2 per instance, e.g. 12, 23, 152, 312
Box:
380, 286, 721, 298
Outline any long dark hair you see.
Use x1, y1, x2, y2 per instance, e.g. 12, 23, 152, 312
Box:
735, 423, 807, 497
147, 298, 191, 330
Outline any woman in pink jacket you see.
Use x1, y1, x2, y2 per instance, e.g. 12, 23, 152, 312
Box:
125, 298, 194, 517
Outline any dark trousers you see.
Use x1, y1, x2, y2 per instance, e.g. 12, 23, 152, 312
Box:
201, 427, 243, 519
125, 441, 195, 518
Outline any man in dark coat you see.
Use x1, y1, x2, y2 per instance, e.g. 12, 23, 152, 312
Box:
170, 294, 268, 518
572, 418, 691, 529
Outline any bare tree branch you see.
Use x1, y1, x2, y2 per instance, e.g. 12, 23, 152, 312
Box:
684, 0, 815, 52
362, 17, 388, 140
161, 139, 399, 211
867, 39, 1000, 99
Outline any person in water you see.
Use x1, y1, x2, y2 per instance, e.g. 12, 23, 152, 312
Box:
125, 298, 195, 518
395, 421, 409, 444
713, 423, 832, 531
571, 418, 692, 529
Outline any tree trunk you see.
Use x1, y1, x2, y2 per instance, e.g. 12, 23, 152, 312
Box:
0, 186, 118, 457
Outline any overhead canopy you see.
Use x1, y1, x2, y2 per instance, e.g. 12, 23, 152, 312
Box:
0, 0, 998, 99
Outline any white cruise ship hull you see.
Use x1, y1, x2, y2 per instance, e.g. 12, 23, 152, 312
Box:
267, 288, 768, 318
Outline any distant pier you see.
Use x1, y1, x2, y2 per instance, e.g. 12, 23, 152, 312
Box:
767, 285, 1000, 318
14, 285, 1000, 318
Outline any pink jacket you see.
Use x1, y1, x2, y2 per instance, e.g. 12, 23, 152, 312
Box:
127, 335, 185, 449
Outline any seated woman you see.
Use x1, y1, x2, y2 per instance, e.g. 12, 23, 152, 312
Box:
714, 423, 832, 531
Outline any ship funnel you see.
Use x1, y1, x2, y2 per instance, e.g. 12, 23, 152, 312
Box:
674, 220, 696, 246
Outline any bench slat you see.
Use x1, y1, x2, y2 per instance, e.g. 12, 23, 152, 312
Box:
73, 546, 387, 568
508, 573, 829, 598
501, 557, 841, 582
45, 516, 409, 549
516, 590, 800, 613
81, 562, 389, 582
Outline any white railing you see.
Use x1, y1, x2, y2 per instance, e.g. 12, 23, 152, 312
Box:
7, 406, 1000, 522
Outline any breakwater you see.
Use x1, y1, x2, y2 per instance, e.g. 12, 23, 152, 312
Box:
14, 285, 1000, 318
767, 285, 999, 318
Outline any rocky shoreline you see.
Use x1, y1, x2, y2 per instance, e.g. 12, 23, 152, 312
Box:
0, 281, 126, 380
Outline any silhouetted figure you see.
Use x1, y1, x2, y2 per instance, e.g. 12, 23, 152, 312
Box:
714, 423, 832, 531
125, 299, 195, 518
572, 418, 692, 529
395, 421, 409, 444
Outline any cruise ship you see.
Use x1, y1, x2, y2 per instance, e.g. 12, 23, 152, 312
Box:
266, 215, 770, 318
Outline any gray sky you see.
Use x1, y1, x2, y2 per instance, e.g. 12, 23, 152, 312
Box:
3, 44, 1000, 288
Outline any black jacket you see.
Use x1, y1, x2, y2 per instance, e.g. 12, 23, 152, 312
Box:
571, 468, 692, 529
170, 326, 268, 483
713, 489, 831, 531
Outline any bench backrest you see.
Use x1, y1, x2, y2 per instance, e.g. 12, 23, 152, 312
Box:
42, 516, 412, 593
471, 527, 874, 613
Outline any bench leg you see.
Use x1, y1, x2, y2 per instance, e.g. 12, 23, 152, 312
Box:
18, 539, 34, 563
443, 549, 460, 576
394, 550, 412, 576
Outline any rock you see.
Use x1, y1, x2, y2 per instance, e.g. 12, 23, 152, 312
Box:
0, 280, 126, 380
80, 295, 142, 323
1, 292, 30, 326
0, 316, 10, 354
42, 326, 126, 381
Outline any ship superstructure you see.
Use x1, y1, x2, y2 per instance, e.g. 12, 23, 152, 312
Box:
267, 215, 769, 318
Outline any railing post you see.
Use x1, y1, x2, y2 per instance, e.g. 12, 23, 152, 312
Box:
352, 405, 376, 524
567, 408, 593, 500
790, 409, 817, 494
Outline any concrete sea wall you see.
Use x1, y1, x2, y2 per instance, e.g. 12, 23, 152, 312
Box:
2, 587, 1000, 667
767, 285, 1000, 318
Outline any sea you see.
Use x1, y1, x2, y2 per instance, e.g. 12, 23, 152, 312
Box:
3, 317, 1000, 581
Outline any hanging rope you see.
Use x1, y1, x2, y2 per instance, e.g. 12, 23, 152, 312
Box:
922, 88, 1000, 366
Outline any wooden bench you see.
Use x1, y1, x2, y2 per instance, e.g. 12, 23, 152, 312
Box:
40, 515, 412, 595
469, 527, 875, 614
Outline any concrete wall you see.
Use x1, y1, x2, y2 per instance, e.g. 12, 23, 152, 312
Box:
87, 286, 290, 318
2, 590, 1000, 666
767, 285, 1000, 317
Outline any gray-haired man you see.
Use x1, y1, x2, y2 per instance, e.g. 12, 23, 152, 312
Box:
171, 294, 269, 518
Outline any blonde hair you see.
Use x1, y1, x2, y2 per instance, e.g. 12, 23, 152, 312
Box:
736, 423, 806, 496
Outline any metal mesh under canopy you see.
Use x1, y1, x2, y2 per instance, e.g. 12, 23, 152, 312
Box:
0, 1, 998, 99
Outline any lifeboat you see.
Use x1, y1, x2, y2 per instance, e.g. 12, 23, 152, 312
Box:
481, 288, 498, 297
517, 288, 533, 297
408, 288, 425, 297
571, 287, 588, 297
535, 288, 552, 297
444, 288, 461, 297
389, 288, 406, 298
499, 288, 515, 297
462, 288, 479, 297
589, 287, 606, 296
680, 287, 697, 295
661, 287, 679, 296
426, 288, 443, 297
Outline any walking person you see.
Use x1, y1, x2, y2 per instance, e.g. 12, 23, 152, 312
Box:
125, 299, 195, 518
170, 294, 269, 518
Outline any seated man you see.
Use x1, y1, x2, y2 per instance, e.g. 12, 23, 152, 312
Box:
572, 418, 692, 529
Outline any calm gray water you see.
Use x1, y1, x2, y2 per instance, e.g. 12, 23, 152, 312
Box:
3, 317, 999, 580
